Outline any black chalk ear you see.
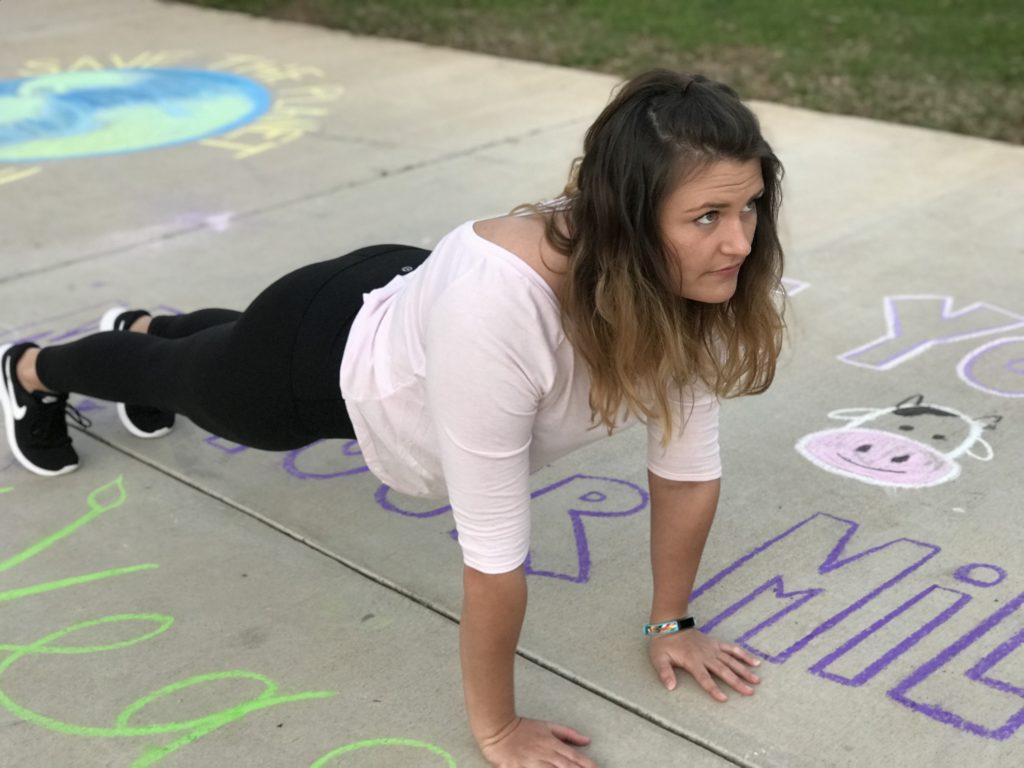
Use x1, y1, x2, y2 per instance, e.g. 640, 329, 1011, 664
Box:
977, 415, 1002, 431
896, 394, 924, 408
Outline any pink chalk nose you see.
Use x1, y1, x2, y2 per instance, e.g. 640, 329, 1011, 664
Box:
796, 428, 959, 488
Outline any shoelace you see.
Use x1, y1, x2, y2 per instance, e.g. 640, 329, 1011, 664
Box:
65, 402, 93, 430
29, 394, 91, 445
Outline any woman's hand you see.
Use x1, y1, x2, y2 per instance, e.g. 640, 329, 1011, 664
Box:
648, 628, 761, 702
480, 717, 596, 768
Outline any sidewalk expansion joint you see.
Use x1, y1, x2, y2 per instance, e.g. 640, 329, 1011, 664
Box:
0, 115, 590, 287
73, 427, 753, 767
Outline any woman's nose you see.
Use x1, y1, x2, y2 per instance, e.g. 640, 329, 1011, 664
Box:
722, 217, 753, 256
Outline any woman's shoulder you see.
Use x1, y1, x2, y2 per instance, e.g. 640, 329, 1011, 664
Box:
421, 217, 567, 355
470, 213, 568, 300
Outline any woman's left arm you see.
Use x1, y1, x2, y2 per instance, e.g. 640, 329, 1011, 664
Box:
646, 471, 762, 701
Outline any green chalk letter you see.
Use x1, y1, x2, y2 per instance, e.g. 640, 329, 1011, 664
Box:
0, 613, 335, 765
311, 738, 458, 767
0, 479, 338, 766
0, 476, 159, 604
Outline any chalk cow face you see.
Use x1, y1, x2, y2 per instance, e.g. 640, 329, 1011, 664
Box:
796, 395, 1000, 488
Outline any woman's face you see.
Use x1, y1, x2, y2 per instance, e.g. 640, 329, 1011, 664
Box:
658, 158, 764, 303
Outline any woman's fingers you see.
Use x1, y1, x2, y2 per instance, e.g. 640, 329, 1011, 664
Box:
548, 727, 597, 768
720, 651, 761, 685
685, 650, 752, 699
710, 661, 754, 696
549, 723, 591, 746
691, 666, 728, 702
653, 656, 677, 690
724, 643, 762, 668
556, 746, 597, 768
651, 632, 765, 703
481, 718, 597, 768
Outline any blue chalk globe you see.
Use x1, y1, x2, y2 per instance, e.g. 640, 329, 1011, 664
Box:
0, 68, 272, 162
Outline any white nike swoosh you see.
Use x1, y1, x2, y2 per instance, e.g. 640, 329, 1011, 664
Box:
4, 355, 28, 421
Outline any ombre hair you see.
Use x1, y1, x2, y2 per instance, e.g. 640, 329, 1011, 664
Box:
521, 69, 785, 439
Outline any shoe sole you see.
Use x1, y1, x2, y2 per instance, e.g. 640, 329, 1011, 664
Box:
98, 306, 130, 333
99, 307, 173, 440
0, 342, 78, 477
116, 403, 173, 439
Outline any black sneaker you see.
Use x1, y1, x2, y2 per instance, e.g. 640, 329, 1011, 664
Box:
0, 342, 80, 476
99, 306, 175, 439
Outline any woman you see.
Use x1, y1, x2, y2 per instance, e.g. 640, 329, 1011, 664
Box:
1, 70, 784, 767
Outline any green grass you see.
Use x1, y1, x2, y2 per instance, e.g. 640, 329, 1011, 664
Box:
175, 0, 1023, 143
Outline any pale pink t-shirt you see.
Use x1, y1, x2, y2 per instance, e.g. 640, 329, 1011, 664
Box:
339, 220, 721, 574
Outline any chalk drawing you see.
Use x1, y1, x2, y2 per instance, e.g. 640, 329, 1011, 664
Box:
694, 512, 941, 664
0, 615, 335, 766
955, 564, 1007, 588
840, 295, 1024, 372
522, 474, 648, 582
0, 486, 11, 494
0, 69, 272, 162
1, 477, 458, 764
1, 51, 344, 185
808, 585, 971, 688
204, 425, 647, 584
381, 474, 648, 583
202, 210, 234, 232
0, 477, 159, 604
888, 592, 1024, 740
958, 336, 1024, 398
781, 277, 810, 297
19, 51, 197, 76
311, 738, 457, 767
374, 485, 450, 519
284, 439, 369, 480
691, 511, 1024, 739
270, 437, 648, 582
0, 165, 41, 186
205, 435, 250, 455
795, 395, 1000, 488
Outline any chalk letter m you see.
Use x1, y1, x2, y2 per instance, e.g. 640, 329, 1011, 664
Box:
692, 513, 939, 663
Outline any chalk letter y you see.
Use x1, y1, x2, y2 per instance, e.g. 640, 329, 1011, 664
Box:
840, 295, 1024, 371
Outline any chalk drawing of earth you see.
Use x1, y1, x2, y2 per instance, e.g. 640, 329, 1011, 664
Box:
0, 68, 272, 162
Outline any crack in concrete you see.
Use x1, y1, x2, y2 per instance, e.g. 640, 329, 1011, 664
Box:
72, 426, 753, 768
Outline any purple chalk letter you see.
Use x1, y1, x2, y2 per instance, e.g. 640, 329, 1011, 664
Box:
958, 336, 1024, 398
889, 592, 1024, 740
692, 513, 939, 663
840, 296, 1024, 371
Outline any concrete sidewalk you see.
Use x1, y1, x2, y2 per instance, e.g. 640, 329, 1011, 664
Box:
2, 1, 1023, 766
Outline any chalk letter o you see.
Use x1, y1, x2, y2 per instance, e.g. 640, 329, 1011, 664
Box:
958, 336, 1024, 397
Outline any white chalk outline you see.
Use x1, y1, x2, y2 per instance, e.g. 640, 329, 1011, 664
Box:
780, 277, 810, 297
957, 335, 1024, 398
839, 295, 1024, 371
795, 398, 995, 489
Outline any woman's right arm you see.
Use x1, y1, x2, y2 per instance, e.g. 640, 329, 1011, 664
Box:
461, 564, 596, 768
422, 262, 592, 763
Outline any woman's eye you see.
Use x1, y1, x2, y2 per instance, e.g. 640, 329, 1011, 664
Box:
695, 211, 718, 224
742, 200, 757, 213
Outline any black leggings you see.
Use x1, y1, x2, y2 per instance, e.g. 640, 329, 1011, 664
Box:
36, 245, 430, 451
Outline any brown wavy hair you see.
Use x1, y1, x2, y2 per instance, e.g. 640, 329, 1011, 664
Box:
523, 69, 785, 439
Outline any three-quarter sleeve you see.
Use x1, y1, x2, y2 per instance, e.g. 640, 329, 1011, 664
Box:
424, 272, 549, 574
646, 385, 722, 481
